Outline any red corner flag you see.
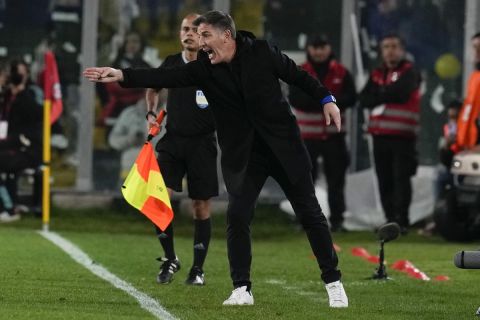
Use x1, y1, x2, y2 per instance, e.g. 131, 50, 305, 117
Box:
121, 111, 173, 231
43, 50, 63, 124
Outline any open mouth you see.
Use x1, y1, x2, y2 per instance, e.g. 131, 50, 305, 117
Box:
204, 48, 215, 60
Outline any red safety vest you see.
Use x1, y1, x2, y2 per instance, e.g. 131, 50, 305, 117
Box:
293, 60, 347, 140
367, 62, 420, 138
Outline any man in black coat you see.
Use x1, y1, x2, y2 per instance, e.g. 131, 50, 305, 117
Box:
84, 10, 348, 308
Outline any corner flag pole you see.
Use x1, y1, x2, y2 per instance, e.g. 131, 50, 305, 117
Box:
42, 98, 51, 232
41, 50, 63, 232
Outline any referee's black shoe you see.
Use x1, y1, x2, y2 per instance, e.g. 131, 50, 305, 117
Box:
185, 266, 205, 286
156, 257, 181, 284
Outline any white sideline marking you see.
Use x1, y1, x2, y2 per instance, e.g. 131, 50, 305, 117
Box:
39, 231, 177, 320
265, 279, 327, 303
265, 279, 286, 285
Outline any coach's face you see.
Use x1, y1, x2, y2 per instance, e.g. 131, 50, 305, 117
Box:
198, 23, 231, 64
180, 16, 199, 52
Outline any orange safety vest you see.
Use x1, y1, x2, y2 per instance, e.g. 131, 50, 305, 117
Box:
293, 60, 347, 140
454, 70, 480, 150
367, 61, 420, 138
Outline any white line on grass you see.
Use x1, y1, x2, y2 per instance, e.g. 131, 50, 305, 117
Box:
38, 231, 177, 320
265, 279, 327, 303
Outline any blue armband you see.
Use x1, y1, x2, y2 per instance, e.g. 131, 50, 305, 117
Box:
321, 95, 336, 105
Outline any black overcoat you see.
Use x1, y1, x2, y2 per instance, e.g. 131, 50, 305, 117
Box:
121, 31, 332, 195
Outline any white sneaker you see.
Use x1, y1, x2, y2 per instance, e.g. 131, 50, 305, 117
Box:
325, 280, 348, 308
0, 211, 21, 223
222, 286, 254, 306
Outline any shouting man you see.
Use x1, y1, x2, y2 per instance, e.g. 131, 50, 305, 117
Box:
84, 10, 348, 308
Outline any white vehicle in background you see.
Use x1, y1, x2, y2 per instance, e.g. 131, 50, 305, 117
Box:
434, 146, 480, 241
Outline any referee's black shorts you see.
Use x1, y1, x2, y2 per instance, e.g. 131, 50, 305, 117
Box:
155, 132, 219, 200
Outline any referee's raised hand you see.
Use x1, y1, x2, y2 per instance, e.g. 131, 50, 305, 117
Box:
146, 111, 158, 129
83, 67, 124, 83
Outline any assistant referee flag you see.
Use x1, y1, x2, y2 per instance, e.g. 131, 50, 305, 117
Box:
121, 111, 173, 231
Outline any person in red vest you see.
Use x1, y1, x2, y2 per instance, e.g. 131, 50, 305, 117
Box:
359, 33, 421, 234
454, 32, 480, 151
289, 34, 356, 232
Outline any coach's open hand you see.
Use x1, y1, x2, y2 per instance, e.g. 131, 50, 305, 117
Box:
83, 67, 124, 83
323, 102, 341, 132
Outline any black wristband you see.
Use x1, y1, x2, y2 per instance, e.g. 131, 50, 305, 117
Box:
146, 111, 157, 120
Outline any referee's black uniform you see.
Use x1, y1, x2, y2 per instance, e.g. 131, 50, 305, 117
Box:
154, 52, 218, 285
156, 53, 218, 200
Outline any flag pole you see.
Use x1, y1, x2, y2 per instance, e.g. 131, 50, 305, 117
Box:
42, 99, 51, 232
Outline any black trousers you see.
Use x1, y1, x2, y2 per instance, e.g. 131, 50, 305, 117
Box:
227, 137, 341, 289
0, 142, 41, 209
373, 136, 417, 227
304, 135, 349, 226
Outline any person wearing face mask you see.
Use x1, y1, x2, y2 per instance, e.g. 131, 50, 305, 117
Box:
144, 13, 218, 287
83, 11, 348, 308
359, 33, 422, 234
288, 34, 356, 232
0, 60, 43, 223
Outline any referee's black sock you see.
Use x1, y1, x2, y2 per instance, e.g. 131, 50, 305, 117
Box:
155, 224, 176, 260
193, 218, 211, 269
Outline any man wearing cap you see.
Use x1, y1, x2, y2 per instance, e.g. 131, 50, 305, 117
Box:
289, 34, 356, 232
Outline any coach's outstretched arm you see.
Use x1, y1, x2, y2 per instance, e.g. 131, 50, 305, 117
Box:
83, 67, 124, 82
83, 64, 199, 89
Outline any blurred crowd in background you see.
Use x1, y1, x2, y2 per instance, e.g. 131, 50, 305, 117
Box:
0, 0, 477, 235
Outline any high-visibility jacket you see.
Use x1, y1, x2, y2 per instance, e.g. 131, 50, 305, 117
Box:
367, 61, 420, 138
293, 60, 347, 140
454, 70, 480, 150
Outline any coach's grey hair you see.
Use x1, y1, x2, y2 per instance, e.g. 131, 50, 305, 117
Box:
193, 10, 236, 39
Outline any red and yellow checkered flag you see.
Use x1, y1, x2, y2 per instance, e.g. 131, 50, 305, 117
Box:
121, 111, 173, 231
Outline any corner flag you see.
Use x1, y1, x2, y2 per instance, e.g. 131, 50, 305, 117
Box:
43, 50, 63, 124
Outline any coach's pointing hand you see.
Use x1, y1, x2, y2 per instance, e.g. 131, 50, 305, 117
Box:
323, 102, 342, 132
83, 67, 124, 83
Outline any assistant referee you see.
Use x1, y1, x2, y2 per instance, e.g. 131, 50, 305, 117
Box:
145, 13, 218, 286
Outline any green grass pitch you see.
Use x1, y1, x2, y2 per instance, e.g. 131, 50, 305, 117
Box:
1, 205, 479, 319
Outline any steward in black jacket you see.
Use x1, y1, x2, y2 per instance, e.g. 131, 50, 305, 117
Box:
83, 11, 348, 308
